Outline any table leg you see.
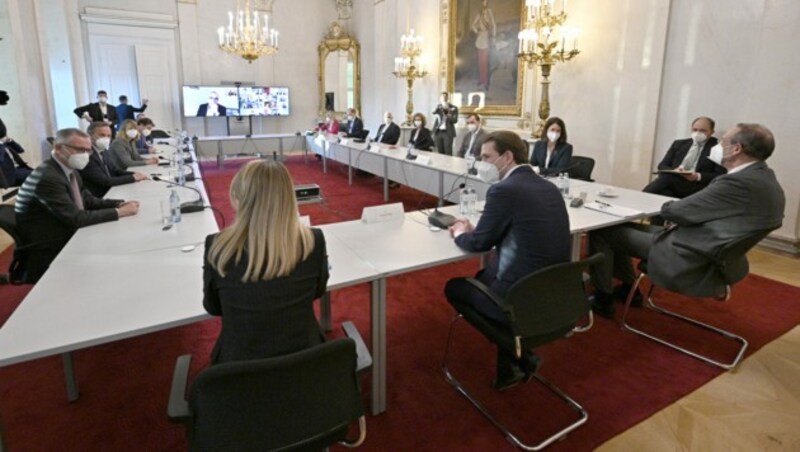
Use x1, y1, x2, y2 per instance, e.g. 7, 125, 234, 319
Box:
279, 138, 284, 161
320, 292, 332, 333
438, 172, 445, 207
370, 278, 387, 415
62, 352, 79, 402
322, 143, 328, 173
216, 141, 224, 168
348, 148, 353, 185
570, 232, 583, 261
383, 159, 389, 202
303, 136, 308, 164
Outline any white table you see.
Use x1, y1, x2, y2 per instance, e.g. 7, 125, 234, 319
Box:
196, 133, 304, 167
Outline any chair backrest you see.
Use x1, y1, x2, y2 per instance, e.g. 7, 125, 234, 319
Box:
358, 129, 370, 140
189, 338, 364, 451
567, 156, 595, 182
149, 129, 170, 139
504, 253, 603, 339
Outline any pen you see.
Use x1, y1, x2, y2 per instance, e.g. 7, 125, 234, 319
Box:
596, 200, 612, 208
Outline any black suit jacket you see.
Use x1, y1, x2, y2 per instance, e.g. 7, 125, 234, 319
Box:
408, 127, 434, 151
530, 140, 573, 177
345, 117, 364, 138
196, 103, 228, 117
657, 137, 724, 184
15, 158, 122, 282
203, 228, 330, 364
78, 149, 136, 198
455, 165, 571, 296
73, 102, 118, 125
374, 122, 401, 145
431, 104, 459, 138
0, 140, 32, 188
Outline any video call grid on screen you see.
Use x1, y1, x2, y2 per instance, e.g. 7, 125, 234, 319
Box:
182, 85, 290, 117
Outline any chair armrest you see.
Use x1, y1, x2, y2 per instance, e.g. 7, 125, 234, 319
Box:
342, 321, 372, 372
167, 354, 193, 423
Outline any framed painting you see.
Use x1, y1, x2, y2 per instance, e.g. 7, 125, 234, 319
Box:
447, 0, 525, 117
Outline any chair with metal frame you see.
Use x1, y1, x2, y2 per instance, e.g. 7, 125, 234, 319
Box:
442, 253, 603, 450
566, 156, 595, 182
168, 321, 371, 451
619, 228, 776, 370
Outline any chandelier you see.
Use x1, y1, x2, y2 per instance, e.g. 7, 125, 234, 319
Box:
517, 0, 580, 137
217, 0, 280, 63
392, 29, 428, 126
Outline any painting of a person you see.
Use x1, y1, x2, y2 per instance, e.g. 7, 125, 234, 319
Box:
472, 0, 497, 90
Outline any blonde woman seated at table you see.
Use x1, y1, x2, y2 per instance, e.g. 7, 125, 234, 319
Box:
107, 119, 158, 171
203, 160, 330, 364
529, 116, 573, 177
408, 112, 435, 151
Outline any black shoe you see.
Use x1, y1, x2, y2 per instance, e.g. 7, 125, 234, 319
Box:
614, 284, 643, 307
591, 291, 615, 319
493, 366, 526, 391
519, 352, 542, 380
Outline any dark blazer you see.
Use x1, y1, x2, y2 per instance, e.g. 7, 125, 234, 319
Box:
74, 102, 118, 126
431, 104, 459, 138
408, 126, 434, 151
0, 140, 32, 188
78, 149, 136, 198
649, 161, 784, 296
530, 140, 573, 177
374, 122, 401, 145
196, 103, 228, 117
457, 128, 489, 159
108, 137, 147, 170
15, 158, 122, 283
657, 137, 724, 184
455, 165, 571, 297
115, 103, 147, 128
203, 228, 331, 364
345, 117, 364, 138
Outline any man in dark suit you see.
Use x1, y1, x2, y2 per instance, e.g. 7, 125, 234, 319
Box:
457, 113, 488, 160
74, 90, 118, 131
196, 92, 228, 117
589, 123, 785, 318
373, 111, 400, 145
15, 128, 140, 283
344, 108, 364, 138
445, 130, 571, 390
0, 90, 33, 187
644, 116, 725, 198
115, 95, 148, 130
79, 122, 147, 197
432, 92, 459, 155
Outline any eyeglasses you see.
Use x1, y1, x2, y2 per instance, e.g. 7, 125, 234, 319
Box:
63, 144, 92, 154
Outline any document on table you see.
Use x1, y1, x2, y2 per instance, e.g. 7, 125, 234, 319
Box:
584, 201, 643, 218
653, 169, 693, 175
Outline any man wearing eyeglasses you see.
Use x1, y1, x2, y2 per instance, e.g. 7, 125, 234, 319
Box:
14, 128, 140, 283
196, 92, 228, 117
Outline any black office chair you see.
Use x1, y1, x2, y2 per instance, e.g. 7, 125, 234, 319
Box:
0, 204, 28, 284
443, 254, 603, 450
149, 129, 170, 139
168, 321, 370, 451
566, 156, 595, 182
357, 129, 370, 141
620, 228, 776, 370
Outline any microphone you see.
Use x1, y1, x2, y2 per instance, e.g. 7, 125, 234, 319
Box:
427, 183, 466, 229
151, 175, 205, 213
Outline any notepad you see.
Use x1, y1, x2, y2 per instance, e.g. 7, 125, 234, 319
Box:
584, 201, 643, 218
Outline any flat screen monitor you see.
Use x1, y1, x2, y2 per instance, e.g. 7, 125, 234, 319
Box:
182, 86, 239, 117
238, 86, 290, 117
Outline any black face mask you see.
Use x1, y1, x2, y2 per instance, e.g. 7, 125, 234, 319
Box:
0, 90, 8, 106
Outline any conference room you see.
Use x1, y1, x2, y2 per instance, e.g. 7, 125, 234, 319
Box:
0, 0, 798, 450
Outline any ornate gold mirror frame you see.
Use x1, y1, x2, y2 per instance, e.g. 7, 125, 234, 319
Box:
318, 21, 361, 116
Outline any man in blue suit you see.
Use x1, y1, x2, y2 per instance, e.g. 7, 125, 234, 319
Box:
445, 130, 571, 390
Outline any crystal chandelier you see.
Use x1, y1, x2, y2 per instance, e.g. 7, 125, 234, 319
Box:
217, 0, 280, 63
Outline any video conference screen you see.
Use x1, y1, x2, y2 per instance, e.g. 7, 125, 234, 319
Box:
181, 85, 290, 118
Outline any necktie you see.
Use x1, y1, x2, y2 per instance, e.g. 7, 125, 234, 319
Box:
680, 142, 701, 171
69, 172, 84, 210
100, 153, 111, 176
467, 132, 477, 156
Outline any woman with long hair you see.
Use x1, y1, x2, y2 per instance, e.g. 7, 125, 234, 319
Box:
107, 119, 158, 170
530, 116, 574, 176
203, 160, 329, 364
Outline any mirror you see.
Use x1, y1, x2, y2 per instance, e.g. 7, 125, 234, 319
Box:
318, 21, 360, 117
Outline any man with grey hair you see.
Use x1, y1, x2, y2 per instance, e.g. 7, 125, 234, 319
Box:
14, 128, 140, 283
589, 123, 785, 319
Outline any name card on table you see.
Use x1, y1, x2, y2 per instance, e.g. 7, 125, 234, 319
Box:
298, 215, 311, 226
361, 202, 405, 224
340, 138, 349, 146
415, 155, 431, 165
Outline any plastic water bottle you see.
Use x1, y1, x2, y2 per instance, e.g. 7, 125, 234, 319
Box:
170, 189, 182, 223
176, 147, 186, 186
467, 186, 477, 214
560, 173, 571, 198
459, 186, 470, 215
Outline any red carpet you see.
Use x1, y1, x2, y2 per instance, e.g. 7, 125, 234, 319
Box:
1, 155, 799, 451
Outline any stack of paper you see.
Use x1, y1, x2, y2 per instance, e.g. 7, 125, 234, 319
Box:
584, 201, 643, 218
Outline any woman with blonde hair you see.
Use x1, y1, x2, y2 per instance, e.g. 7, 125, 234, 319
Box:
203, 160, 329, 364
107, 119, 157, 170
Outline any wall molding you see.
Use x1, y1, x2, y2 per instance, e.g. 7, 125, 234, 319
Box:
80, 7, 177, 29
760, 236, 800, 256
